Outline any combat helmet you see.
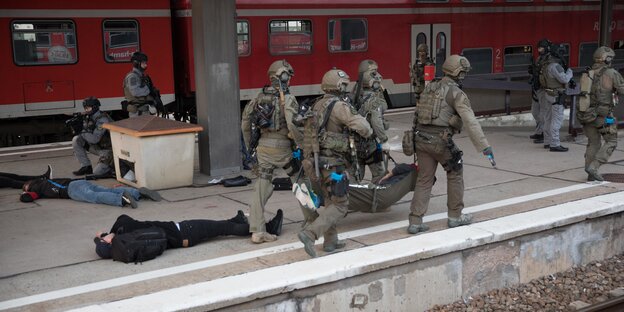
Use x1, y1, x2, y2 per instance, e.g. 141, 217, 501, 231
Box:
593, 46, 615, 64
442, 55, 471, 77
267, 59, 294, 85
417, 43, 428, 53
321, 68, 350, 94
82, 96, 101, 114
131, 52, 148, 69
362, 70, 382, 90
358, 59, 378, 75
537, 39, 552, 54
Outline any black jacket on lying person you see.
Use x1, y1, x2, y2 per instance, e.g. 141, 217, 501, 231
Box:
26, 178, 72, 199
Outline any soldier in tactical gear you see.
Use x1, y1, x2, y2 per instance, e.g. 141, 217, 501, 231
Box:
407, 55, 493, 235
123, 52, 157, 117
349, 59, 389, 183
528, 39, 551, 144
578, 46, 624, 181
241, 60, 304, 244
536, 39, 573, 152
71, 97, 114, 176
410, 43, 435, 99
297, 68, 372, 258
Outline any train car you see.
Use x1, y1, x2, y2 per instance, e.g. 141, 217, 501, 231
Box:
0, 0, 175, 145
1, 0, 623, 146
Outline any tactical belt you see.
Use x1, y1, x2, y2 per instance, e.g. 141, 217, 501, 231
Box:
258, 137, 292, 148
416, 124, 449, 134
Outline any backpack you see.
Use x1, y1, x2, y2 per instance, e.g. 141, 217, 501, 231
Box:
111, 227, 167, 264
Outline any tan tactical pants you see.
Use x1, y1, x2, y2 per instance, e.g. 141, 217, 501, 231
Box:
249, 145, 291, 233
408, 135, 464, 225
583, 122, 618, 171
301, 167, 348, 247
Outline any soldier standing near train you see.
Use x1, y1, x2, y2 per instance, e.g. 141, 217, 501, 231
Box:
576, 46, 624, 181
350, 59, 389, 183
407, 55, 493, 234
528, 41, 547, 144
298, 69, 372, 258
71, 97, 114, 176
410, 43, 435, 100
537, 39, 573, 152
123, 52, 159, 117
242, 60, 303, 244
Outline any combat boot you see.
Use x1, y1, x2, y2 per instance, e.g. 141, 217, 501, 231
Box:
323, 240, 346, 253
585, 167, 604, 182
297, 231, 317, 258
251, 232, 276, 244
407, 223, 429, 234
529, 133, 543, 140
266, 209, 283, 236
73, 165, 93, 176
229, 210, 248, 224
448, 213, 473, 228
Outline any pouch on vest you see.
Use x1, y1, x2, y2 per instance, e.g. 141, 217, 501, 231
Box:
576, 107, 598, 124
402, 129, 415, 156
416, 81, 446, 125
111, 227, 167, 264
578, 70, 594, 112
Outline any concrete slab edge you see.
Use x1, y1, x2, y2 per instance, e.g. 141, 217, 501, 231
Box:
69, 191, 624, 312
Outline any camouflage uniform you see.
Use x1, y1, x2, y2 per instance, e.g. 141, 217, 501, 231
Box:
408, 55, 491, 233
411, 44, 435, 99
578, 47, 624, 181
298, 69, 372, 257
242, 60, 304, 243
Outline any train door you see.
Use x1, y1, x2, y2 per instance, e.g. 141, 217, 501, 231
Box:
410, 24, 451, 78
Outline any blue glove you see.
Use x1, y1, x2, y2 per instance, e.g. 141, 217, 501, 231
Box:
330, 172, 344, 182
292, 148, 302, 160
482, 146, 493, 157
376, 143, 382, 151
605, 116, 615, 125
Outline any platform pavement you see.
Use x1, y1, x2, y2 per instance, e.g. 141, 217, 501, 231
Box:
0, 110, 622, 311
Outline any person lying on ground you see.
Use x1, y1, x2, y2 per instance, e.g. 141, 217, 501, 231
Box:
20, 177, 161, 208
0, 165, 52, 189
93, 210, 284, 258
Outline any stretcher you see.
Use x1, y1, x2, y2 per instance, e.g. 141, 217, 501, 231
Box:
348, 163, 417, 213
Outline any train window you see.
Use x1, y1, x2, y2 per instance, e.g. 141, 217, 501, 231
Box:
503, 45, 532, 72
613, 40, 624, 65
103, 20, 140, 63
579, 42, 598, 68
462, 48, 492, 75
328, 18, 368, 53
435, 32, 447, 77
237, 20, 251, 56
12, 20, 77, 66
269, 20, 312, 55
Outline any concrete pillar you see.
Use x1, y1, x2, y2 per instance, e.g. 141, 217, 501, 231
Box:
191, 0, 240, 176
599, 0, 613, 46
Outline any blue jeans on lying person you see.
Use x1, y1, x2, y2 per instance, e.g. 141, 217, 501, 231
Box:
67, 180, 140, 207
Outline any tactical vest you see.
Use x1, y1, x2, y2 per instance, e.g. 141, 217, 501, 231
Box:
538, 56, 565, 91
589, 67, 612, 110
86, 112, 112, 149
416, 79, 458, 128
305, 97, 349, 158
123, 71, 148, 104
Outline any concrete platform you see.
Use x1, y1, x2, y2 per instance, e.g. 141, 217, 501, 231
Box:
0, 111, 622, 311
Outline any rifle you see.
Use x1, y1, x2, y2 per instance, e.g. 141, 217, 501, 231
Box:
248, 121, 261, 159
351, 71, 365, 110
348, 132, 362, 183
142, 75, 165, 116
65, 113, 84, 135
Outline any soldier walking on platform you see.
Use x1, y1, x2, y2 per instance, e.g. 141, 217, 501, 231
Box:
407, 55, 494, 234
297, 69, 372, 258
577, 46, 624, 181
410, 43, 435, 100
242, 60, 302, 244
350, 59, 389, 183
71, 97, 114, 176
536, 39, 573, 152
123, 52, 159, 117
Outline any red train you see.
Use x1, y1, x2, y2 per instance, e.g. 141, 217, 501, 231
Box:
1, 0, 623, 146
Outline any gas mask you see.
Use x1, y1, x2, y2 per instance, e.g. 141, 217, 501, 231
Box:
605, 56, 613, 66
279, 72, 290, 83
